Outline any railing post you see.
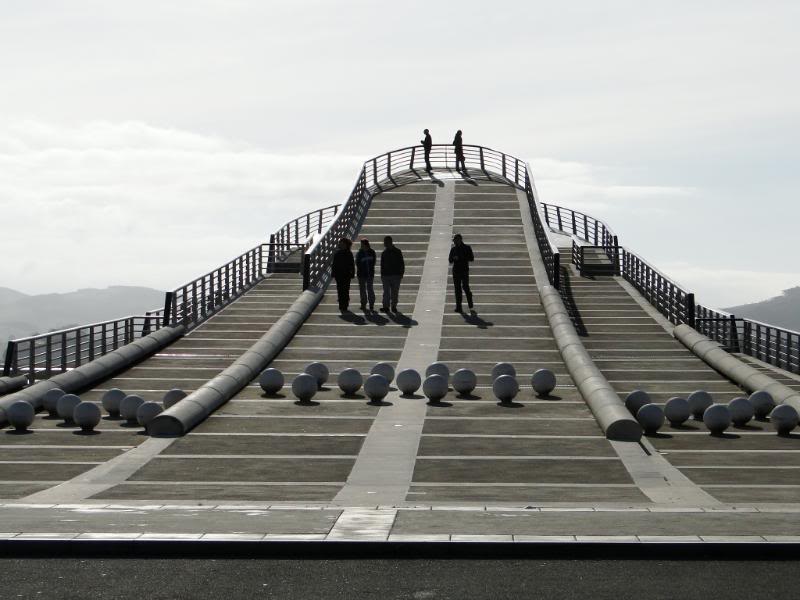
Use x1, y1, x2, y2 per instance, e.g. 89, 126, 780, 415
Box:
28, 339, 35, 381
74, 330, 82, 368
163, 291, 174, 327
729, 314, 741, 353
502, 153, 507, 178
553, 252, 560, 289
302, 253, 311, 290
479, 147, 485, 171
267, 234, 276, 273
318, 209, 324, 233
45, 336, 52, 377
410, 146, 416, 169
61, 332, 68, 370
685, 293, 695, 329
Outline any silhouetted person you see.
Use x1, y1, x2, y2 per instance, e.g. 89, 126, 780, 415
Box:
331, 238, 355, 313
421, 129, 433, 171
449, 233, 474, 312
380, 235, 405, 313
355, 238, 376, 312
453, 130, 466, 172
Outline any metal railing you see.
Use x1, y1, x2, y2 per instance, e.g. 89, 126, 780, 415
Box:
542, 203, 619, 269
695, 306, 741, 352
302, 144, 561, 291
3, 205, 340, 380
740, 319, 800, 374
620, 249, 695, 327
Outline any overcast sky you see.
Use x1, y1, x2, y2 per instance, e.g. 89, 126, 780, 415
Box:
0, 0, 797, 308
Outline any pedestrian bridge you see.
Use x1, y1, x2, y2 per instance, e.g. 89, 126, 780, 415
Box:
1, 143, 799, 517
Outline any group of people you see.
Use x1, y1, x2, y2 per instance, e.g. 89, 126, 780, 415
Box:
421, 129, 466, 172
331, 234, 475, 314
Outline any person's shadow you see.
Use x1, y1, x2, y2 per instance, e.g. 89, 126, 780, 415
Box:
388, 311, 418, 328
461, 310, 492, 329
338, 312, 366, 325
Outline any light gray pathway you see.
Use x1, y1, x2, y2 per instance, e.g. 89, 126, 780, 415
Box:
334, 181, 455, 505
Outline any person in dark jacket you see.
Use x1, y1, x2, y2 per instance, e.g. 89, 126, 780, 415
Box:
449, 233, 474, 312
331, 237, 355, 312
380, 235, 405, 313
355, 238, 376, 311
420, 129, 433, 171
453, 130, 466, 172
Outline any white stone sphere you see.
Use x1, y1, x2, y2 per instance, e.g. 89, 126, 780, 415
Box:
137, 402, 163, 427
703, 404, 731, 435
43, 388, 66, 416
259, 369, 285, 396
491, 363, 516, 381
292, 374, 318, 403
364, 374, 390, 402
162, 388, 187, 409
636, 404, 664, 434
688, 390, 714, 420
625, 390, 651, 416
101, 388, 126, 416
664, 397, 690, 426
770, 404, 799, 435
728, 397, 754, 426
532, 369, 557, 396
338, 368, 363, 396
304, 362, 329, 388
120, 395, 145, 423
73, 402, 102, 431
750, 390, 776, 419
57, 394, 82, 422
425, 362, 450, 381
370, 362, 396, 383
7, 401, 35, 431
423, 374, 449, 402
452, 369, 477, 396
396, 369, 422, 395
493, 375, 520, 403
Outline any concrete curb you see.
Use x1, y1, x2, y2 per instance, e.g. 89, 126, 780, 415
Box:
0, 375, 27, 397
674, 324, 800, 413
0, 326, 184, 420
516, 190, 641, 441
148, 289, 324, 437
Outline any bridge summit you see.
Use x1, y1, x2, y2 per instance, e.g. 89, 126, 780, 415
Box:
1, 144, 800, 544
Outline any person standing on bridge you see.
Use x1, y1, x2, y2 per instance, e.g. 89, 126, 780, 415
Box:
380, 235, 405, 313
453, 130, 466, 172
420, 129, 433, 171
449, 233, 474, 313
356, 238, 376, 312
331, 237, 355, 313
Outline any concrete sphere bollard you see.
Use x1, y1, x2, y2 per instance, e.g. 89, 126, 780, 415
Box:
703, 404, 732, 435
57, 394, 82, 423
625, 390, 651, 417
688, 390, 714, 420
73, 402, 102, 432
292, 374, 319, 403
43, 388, 66, 417
491, 363, 516, 381
531, 369, 557, 397
120, 395, 145, 424
364, 374, 390, 403
101, 388, 126, 417
770, 404, 799, 436
259, 369, 285, 396
137, 402, 163, 427
370, 362, 396, 384
338, 368, 363, 396
162, 388, 188, 409
493, 375, 520, 403
396, 369, 422, 395
636, 404, 665, 434
728, 397, 754, 426
304, 362, 329, 389
423, 374, 449, 402
425, 362, 450, 382
750, 390, 776, 420
452, 369, 477, 396
7, 401, 35, 432
664, 397, 691, 426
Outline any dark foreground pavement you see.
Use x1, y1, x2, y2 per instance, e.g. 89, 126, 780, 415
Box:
2, 558, 798, 599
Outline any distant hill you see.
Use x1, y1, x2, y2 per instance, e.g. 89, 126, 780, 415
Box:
725, 287, 800, 332
0, 286, 165, 359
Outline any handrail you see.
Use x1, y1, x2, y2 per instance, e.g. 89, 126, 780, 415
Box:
540, 202, 799, 375
3, 204, 340, 380
302, 143, 561, 290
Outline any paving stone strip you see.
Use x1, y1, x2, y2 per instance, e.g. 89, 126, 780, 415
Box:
334, 181, 455, 505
